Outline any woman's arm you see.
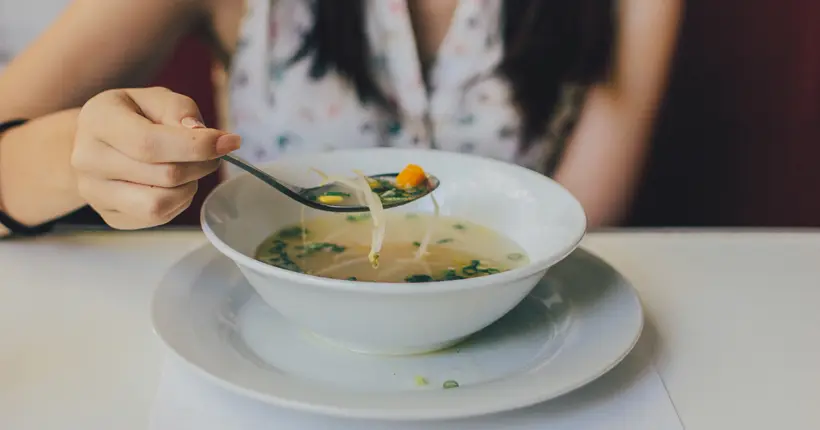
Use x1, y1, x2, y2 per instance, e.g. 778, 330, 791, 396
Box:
0, 0, 213, 236
0, 111, 85, 236
0, 0, 209, 120
553, 0, 682, 228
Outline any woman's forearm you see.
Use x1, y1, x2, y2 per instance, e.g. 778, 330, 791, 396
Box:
553, 87, 653, 229
0, 109, 86, 235
554, 0, 681, 229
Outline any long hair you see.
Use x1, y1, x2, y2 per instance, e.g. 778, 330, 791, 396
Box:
290, 0, 614, 146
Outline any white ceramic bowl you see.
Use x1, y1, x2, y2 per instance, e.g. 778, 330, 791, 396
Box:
201, 148, 586, 355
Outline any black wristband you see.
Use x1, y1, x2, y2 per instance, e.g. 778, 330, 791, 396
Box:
0, 118, 58, 237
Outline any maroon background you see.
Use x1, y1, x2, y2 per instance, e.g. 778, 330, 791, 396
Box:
69, 1, 820, 227
154, 35, 221, 226
629, 0, 820, 227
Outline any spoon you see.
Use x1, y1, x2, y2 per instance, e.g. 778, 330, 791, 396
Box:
220, 154, 440, 213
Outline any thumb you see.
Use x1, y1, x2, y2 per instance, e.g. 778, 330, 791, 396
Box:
124, 87, 208, 129
113, 87, 240, 161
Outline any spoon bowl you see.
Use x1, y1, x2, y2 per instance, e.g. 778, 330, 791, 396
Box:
221, 154, 440, 212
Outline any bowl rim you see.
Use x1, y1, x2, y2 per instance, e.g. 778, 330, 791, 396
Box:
201, 148, 587, 294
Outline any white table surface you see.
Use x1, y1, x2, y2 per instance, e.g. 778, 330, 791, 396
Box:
1, 229, 819, 430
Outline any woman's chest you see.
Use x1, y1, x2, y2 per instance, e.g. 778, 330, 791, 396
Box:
232, 68, 523, 162
227, 0, 573, 176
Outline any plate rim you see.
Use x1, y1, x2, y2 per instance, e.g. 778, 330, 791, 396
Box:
151, 244, 644, 421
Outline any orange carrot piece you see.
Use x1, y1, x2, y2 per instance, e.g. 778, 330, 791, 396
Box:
395, 164, 427, 189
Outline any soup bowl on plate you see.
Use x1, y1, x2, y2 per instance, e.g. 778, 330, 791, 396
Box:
201, 148, 586, 355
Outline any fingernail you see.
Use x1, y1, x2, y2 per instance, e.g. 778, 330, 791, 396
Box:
181, 117, 206, 129
216, 134, 242, 155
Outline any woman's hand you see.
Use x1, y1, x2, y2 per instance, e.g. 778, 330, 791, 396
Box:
71, 87, 240, 229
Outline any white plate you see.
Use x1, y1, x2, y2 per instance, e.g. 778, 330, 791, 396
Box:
151, 244, 643, 421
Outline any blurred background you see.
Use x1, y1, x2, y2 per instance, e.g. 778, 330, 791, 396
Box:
2, 0, 819, 228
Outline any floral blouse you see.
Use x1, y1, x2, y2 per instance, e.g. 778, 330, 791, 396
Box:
227, 0, 587, 177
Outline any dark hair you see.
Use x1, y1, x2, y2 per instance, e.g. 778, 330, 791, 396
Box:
291, 0, 614, 146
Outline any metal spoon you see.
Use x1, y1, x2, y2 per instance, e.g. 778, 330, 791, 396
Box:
220, 154, 440, 213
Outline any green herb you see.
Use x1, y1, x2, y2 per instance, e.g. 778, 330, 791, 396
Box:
346, 213, 371, 222
405, 274, 435, 283
407, 187, 426, 196
442, 269, 464, 281
277, 226, 307, 239
268, 250, 303, 273
412, 241, 421, 247
460, 260, 502, 277
324, 191, 351, 197
442, 380, 459, 389
277, 259, 303, 273
436, 238, 454, 244
461, 260, 481, 276
296, 242, 346, 257
261, 237, 306, 273
347, 277, 358, 281
311, 242, 346, 253
268, 239, 287, 254
371, 179, 427, 203
369, 179, 394, 193
507, 253, 524, 261
453, 224, 466, 230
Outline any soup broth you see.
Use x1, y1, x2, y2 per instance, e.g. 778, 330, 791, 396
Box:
254, 212, 529, 283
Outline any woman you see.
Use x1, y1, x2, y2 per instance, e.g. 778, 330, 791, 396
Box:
0, 0, 681, 235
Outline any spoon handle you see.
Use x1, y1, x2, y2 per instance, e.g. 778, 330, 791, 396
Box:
220, 154, 300, 196
218, 154, 437, 213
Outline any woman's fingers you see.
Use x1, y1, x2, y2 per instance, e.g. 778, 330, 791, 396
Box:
80, 88, 240, 163
73, 87, 241, 230
72, 137, 221, 187
78, 176, 198, 230
124, 86, 203, 127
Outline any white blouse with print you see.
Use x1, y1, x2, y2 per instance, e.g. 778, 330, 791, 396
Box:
228, 0, 586, 177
